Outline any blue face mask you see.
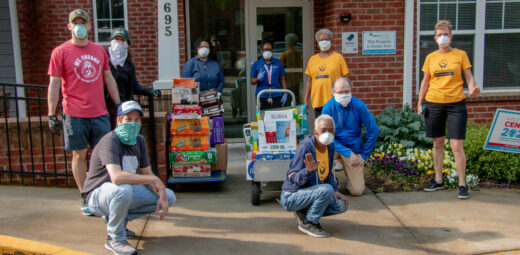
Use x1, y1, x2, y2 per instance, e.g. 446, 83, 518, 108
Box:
73, 23, 87, 39
114, 122, 141, 145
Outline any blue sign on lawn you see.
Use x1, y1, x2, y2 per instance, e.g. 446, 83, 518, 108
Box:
484, 108, 520, 154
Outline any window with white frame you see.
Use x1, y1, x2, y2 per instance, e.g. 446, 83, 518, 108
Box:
418, 0, 520, 91
93, 0, 127, 44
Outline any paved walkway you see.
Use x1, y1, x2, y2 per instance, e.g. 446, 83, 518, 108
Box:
0, 143, 519, 254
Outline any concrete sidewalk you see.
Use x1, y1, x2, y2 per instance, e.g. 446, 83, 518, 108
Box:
1, 143, 519, 254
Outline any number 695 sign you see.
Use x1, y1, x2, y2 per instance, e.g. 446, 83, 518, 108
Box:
484, 109, 520, 153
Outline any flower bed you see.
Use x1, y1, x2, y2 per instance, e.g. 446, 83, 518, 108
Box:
366, 141, 479, 193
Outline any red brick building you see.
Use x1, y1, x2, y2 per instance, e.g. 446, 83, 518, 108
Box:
2, 0, 520, 185
6, 0, 520, 127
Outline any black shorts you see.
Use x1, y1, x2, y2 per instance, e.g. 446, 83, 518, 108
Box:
424, 99, 467, 139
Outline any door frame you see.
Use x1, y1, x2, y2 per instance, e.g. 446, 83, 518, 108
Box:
245, 0, 313, 121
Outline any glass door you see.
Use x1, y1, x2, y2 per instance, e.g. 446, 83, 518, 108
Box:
246, 0, 312, 121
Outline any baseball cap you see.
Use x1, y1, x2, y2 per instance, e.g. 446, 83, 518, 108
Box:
110, 28, 131, 45
69, 9, 90, 23
117, 101, 144, 117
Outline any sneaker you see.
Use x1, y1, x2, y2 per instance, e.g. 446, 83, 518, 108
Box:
458, 186, 469, 199
103, 216, 136, 239
332, 159, 343, 172
424, 180, 445, 192
125, 229, 136, 239
292, 210, 306, 226
81, 201, 95, 216
105, 239, 137, 255
298, 221, 330, 238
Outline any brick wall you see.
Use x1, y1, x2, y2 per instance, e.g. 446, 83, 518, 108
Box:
0, 112, 170, 186
313, 0, 405, 115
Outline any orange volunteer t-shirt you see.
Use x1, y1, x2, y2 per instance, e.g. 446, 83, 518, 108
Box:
422, 48, 472, 103
305, 52, 349, 108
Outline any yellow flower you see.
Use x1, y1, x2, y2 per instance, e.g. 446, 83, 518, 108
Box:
442, 169, 447, 173
375, 153, 382, 158
427, 170, 433, 175
399, 144, 403, 149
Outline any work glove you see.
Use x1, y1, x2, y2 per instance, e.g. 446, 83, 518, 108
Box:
281, 94, 288, 106
48, 115, 62, 136
149, 89, 162, 97
257, 71, 265, 82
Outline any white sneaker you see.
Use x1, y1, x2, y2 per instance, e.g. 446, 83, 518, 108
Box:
105, 239, 137, 255
332, 159, 343, 171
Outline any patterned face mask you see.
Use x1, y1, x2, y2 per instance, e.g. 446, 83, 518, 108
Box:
114, 122, 141, 145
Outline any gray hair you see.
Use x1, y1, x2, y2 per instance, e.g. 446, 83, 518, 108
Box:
331, 77, 353, 92
315, 28, 333, 41
314, 114, 335, 130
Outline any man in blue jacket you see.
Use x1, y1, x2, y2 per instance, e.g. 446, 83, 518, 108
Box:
280, 114, 349, 238
322, 77, 379, 196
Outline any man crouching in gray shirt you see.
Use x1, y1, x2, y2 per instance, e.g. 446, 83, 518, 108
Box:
82, 100, 175, 255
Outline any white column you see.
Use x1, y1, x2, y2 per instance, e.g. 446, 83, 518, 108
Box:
402, 0, 414, 107
9, 0, 26, 117
153, 0, 181, 90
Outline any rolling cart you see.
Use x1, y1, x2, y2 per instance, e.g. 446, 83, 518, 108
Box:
249, 89, 296, 205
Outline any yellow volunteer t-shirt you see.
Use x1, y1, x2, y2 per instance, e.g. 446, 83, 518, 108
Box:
305, 52, 349, 108
422, 48, 472, 103
315, 147, 329, 182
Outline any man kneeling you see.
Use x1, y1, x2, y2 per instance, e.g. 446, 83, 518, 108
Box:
280, 114, 349, 238
82, 101, 176, 255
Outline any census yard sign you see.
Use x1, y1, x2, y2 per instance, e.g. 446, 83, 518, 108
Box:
362, 31, 396, 55
484, 109, 520, 153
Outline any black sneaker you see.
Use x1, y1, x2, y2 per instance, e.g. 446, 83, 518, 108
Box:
298, 221, 330, 238
105, 238, 137, 255
424, 180, 445, 192
458, 186, 469, 199
292, 210, 306, 226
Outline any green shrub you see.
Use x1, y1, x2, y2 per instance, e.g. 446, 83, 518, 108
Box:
374, 105, 432, 149
465, 122, 520, 183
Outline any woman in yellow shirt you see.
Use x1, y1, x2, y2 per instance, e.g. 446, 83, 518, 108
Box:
417, 20, 480, 199
304, 28, 349, 117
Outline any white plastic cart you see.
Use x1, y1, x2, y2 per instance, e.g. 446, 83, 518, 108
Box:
250, 89, 296, 205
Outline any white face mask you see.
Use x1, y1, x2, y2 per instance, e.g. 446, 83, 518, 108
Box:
436, 35, 450, 47
334, 93, 352, 107
318, 40, 331, 51
109, 40, 128, 67
318, 132, 334, 146
262, 51, 273, 60
198, 47, 210, 58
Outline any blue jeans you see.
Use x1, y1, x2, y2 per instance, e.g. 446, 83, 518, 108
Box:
87, 182, 176, 241
280, 184, 347, 224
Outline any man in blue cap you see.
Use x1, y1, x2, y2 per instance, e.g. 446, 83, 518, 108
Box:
82, 101, 176, 255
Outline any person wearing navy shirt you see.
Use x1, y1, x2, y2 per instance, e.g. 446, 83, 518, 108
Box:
322, 77, 379, 196
182, 38, 225, 92
250, 40, 288, 110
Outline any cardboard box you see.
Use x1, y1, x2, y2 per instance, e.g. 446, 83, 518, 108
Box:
171, 164, 211, 173
211, 139, 228, 171
172, 78, 199, 105
200, 89, 220, 106
172, 105, 202, 119
210, 116, 224, 145
171, 135, 210, 151
171, 116, 209, 135
171, 171, 211, 177
170, 150, 216, 164
202, 102, 224, 117
257, 110, 297, 152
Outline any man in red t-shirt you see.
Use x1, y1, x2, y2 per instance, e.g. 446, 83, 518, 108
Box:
47, 9, 120, 216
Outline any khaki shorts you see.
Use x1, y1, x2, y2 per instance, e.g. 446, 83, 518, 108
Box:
335, 152, 365, 196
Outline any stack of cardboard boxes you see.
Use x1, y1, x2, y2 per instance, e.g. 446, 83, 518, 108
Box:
169, 79, 227, 178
